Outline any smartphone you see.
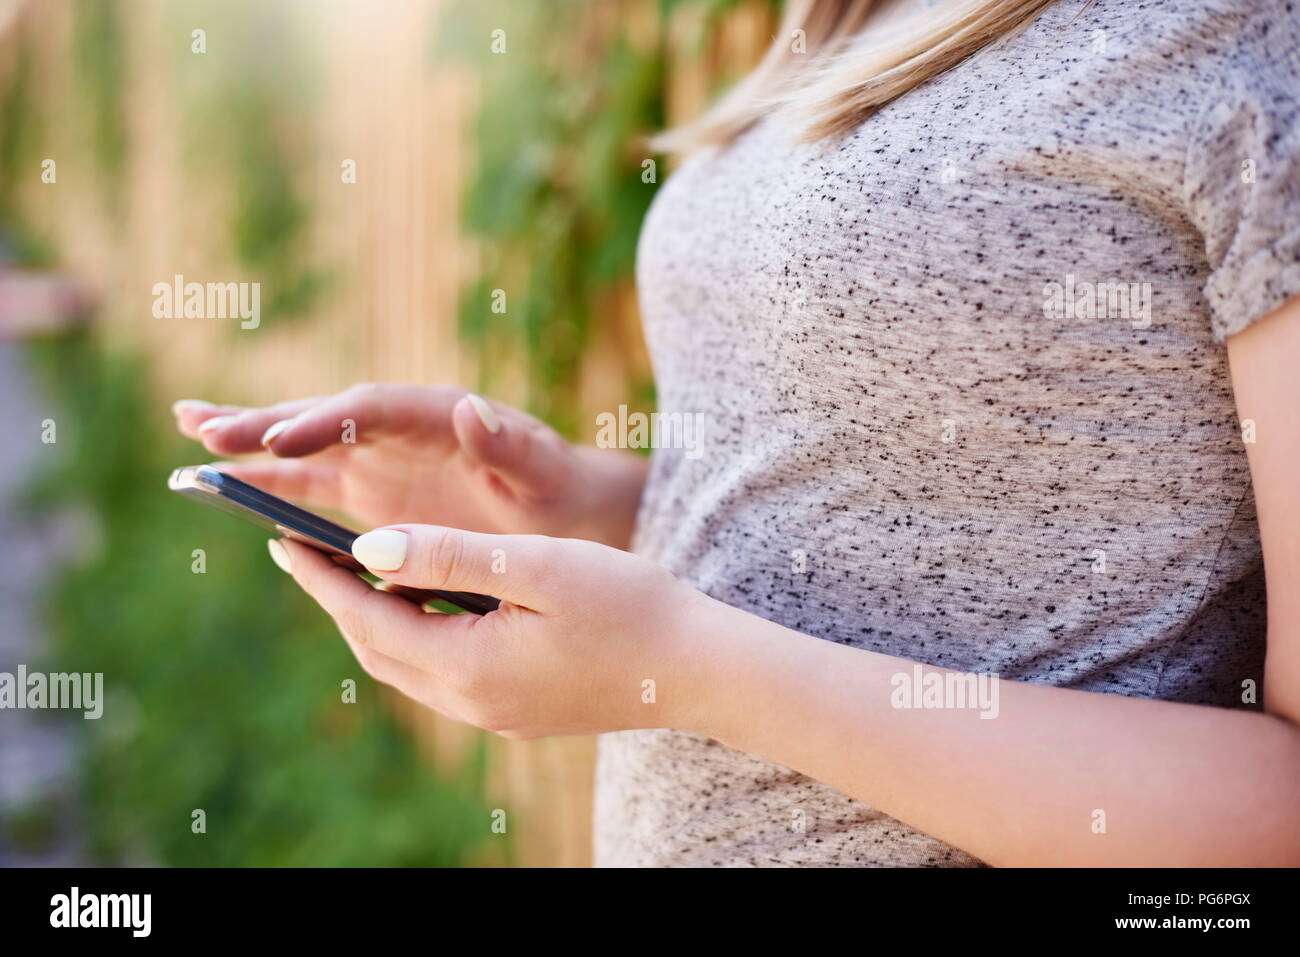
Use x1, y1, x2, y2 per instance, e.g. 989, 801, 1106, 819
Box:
168, 464, 500, 615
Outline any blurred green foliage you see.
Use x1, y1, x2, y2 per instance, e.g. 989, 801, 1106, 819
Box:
18, 333, 497, 866
2, 0, 326, 318
1, 0, 779, 867
167, 0, 330, 325
72, 0, 126, 190
435, 0, 777, 433
0, 46, 54, 265
436, 0, 663, 433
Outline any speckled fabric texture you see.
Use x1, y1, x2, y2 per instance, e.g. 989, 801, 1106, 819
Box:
593, 0, 1300, 866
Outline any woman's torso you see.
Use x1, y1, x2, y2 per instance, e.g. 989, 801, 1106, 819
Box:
595, 0, 1291, 866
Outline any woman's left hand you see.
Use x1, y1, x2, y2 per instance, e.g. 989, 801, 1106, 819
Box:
274, 527, 718, 739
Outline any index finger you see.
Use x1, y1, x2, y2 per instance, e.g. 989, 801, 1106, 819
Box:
261, 383, 466, 458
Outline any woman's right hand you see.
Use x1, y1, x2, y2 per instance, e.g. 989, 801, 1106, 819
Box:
171, 384, 647, 548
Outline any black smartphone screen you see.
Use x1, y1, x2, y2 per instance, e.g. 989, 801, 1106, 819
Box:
168, 465, 500, 615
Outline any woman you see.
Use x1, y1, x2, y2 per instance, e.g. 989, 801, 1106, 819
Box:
173, 0, 1300, 866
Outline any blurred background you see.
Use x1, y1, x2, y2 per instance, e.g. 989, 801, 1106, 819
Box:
0, 0, 777, 866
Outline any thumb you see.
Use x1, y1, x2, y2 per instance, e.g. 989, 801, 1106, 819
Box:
350, 524, 558, 612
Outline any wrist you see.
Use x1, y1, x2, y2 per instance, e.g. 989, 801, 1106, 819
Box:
661, 590, 854, 758
658, 588, 769, 742
568, 447, 648, 548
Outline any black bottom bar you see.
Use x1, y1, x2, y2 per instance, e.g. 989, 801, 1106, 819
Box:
0, 866, 1287, 943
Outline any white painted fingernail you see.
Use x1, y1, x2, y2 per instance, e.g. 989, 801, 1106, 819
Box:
466, 393, 501, 435
172, 399, 213, 416
198, 415, 237, 435
267, 539, 292, 574
352, 529, 408, 571
261, 418, 294, 447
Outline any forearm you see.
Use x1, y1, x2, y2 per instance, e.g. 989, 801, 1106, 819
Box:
677, 595, 1300, 866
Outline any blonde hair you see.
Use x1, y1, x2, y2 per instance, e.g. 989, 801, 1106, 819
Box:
653, 0, 1059, 153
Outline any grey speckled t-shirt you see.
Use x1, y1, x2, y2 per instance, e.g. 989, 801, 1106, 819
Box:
593, 0, 1300, 866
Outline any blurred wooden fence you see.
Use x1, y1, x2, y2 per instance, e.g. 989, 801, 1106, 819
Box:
0, 0, 774, 866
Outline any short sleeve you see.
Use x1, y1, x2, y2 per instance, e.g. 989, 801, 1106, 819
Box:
1183, 4, 1300, 341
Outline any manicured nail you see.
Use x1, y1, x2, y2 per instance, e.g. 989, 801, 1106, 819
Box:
465, 393, 500, 435
261, 418, 294, 447
267, 539, 292, 574
172, 399, 213, 416
197, 415, 237, 435
352, 529, 408, 571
